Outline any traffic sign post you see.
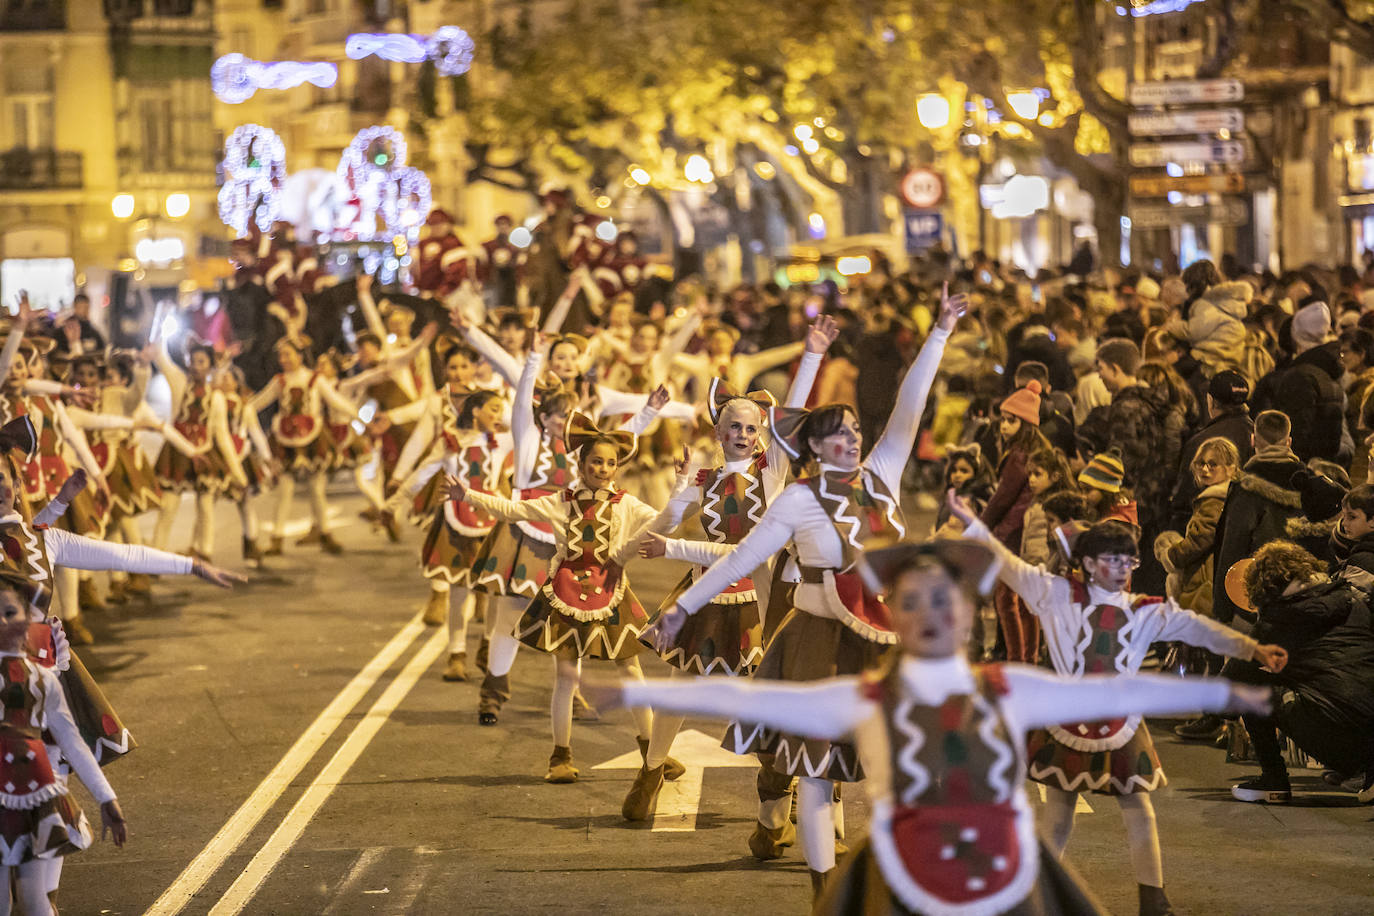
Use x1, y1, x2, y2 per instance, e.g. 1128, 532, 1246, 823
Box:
899, 168, 945, 209
1129, 173, 1247, 196
1128, 79, 1244, 106
904, 210, 943, 253
1128, 199, 1249, 229
1129, 140, 1245, 167
1129, 108, 1245, 136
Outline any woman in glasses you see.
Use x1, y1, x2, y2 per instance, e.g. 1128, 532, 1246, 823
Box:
949, 495, 1287, 916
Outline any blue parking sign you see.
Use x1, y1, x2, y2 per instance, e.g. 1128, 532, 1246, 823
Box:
904, 210, 943, 253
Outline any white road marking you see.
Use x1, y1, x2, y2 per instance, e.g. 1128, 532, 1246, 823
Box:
593, 728, 757, 832
144, 613, 428, 916
321, 847, 387, 916
1035, 782, 1094, 813
208, 625, 449, 915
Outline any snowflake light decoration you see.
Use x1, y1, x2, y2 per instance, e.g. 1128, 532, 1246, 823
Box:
347, 27, 476, 76
335, 127, 432, 241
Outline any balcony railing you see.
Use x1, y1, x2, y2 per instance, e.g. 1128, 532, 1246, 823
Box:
0, 149, 83, 191
0, 0, 65, 30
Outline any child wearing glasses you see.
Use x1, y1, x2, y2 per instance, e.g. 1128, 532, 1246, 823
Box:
948, 493, 1288, 916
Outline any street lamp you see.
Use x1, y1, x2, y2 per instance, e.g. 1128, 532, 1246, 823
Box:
1006, 90, 1040, 121
165, 193, 191, 219
917, 94, 950, 129
111, 194, 136, 219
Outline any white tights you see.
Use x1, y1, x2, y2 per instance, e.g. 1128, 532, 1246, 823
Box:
485, 598, 526, 677
0, 859, 58, 915
237, 497, 259, 541
798, 776, 837, 873
273, 473, 328, 536
550, 655, 651, 748
645, 669, 689, 769
154, 490, 216, 555
1043, 787, 1163, 887
438, 584, 480, 655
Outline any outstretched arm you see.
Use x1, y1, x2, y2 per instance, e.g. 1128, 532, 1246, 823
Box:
1003, 666, 1265, 731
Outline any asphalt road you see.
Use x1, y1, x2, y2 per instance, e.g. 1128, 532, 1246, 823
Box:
55, 487, 1374, 916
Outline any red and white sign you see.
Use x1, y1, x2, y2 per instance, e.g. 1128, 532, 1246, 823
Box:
900, 168, 945, 209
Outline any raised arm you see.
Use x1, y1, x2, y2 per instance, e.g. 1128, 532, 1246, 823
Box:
460, 487, 564, 525
51, 401, 106, 492
152, 337, 187, 409
355, 278, 386, 338
389, 409, 438, 486
651, 308, 704, 381
672, 486, 800, 615
461, 322, 522, 386
959, 516, 1066, 617
511, 349, 544, 485
246, 375, 283, 413
865, 288, 964, 491
618, 675, 869, 741
0, 320, 24, 386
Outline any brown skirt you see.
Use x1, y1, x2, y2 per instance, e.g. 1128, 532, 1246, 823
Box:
273, 435, 333, 478
420, 511, 490, 587
469, 522, 555, 598
517, 585, 650, 661
1027, 724, 1166, 796
723, 610, 889, 782
103, 445, 161, 522
816, 835, 1107, 916
646, 570, 763, 676
153, 444, 231, 495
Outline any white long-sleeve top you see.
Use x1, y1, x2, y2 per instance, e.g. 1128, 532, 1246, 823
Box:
248, 367, 362, 447
32, 516, 195, 576
462, 486, 666, 571
1, 392, 108, 494
385, 427, 513, 516
152, 343, 242, 472
962, 518, 1257, 677
672, 327, 950, 618
656, 349, 824, 567
10, 656, 118, 804
356, 287, 434, 400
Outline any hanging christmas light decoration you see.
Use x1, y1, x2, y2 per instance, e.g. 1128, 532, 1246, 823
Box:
335, 126, 432, 242
346, 26, 476, 76
1123, 0, 1206, 15
217, 124, 287, 237
211, 53, 337, 104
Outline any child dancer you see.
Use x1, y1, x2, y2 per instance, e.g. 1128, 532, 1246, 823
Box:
591, 539, 1270, 906
647, 286, 965, 873
448, 412, 677, 784
217, 363, 274, 565
624, 315, 835, 821
950, 497, 1288, 915
151, 338, 243, 564
466, 339, 669, 723
250, 338, 366, 555
388, 390, 511, 682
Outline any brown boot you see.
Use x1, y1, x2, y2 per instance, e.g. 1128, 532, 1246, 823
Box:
381, 513, 400, 543
477, 671, 510, 726
106, 581, 129, 605
747, 820, 797, 860
622, 763, 666, 821
441, 652, 467, 682
572, 689, 600, 721
637, 736, 685, 781
810, 868, 832, 900
320, 532, 343, 555
77, 577, 105, 612
64, 615, 94, 647
475, 635, 490, 674
296, 526, 322, 546
265, 536, 284, 556
1138, 885, 1176, 916
242, 536, 264, 565
124, 573, 153, 597
545, 745, 578, 784
422, 591, 448, 627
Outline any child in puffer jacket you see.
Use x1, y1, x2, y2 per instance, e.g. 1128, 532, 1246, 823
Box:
1178, 279, 1252, 378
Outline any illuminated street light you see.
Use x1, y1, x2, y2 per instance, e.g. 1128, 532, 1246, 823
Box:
917, 94, 950, 129
794, 124, 814, 141
684, 154, 714, 183
629, 167, 652, 185
509, 227, 532, 249
165, 193, 191, 219
112, 194, 136, 219
1006, 90, 1040, 120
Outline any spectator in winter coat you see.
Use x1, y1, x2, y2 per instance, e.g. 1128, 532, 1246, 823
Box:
1172, 261, 1251, 378
1329, 485, 1374, 591
1210, 411, 1307, 624
1157, 437, 1240, 618
1169, 370, 1255, 531
1252, 300, 1349, 464
1226, 542, 1374, 805
1285, 460, 1351, 565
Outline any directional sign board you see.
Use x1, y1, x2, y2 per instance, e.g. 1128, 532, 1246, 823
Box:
1130, 173, 1247, 196
1129, 198, 1249, 229
1129, 109, 1245, 136
1129, 141, 1245, 167
1128, 79, 1244, 106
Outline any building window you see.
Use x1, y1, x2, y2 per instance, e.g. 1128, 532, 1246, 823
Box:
3, 58, 54, 150
140, 98, 174, 171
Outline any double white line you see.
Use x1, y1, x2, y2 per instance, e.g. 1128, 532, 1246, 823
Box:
145, 613, 448, 916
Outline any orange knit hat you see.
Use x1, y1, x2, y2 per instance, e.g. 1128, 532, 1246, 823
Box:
999, 380, 1042, 426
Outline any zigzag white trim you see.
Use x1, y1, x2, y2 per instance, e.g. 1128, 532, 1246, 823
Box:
974, 692, 1016, 801
517, 612, 647, 659
656, 645, 763, 676
0, 781, 66, 810
893, 696, 929, 805
92, 728, 133, 764
1030, 760, 1166, 795
726, 721, 862, 781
